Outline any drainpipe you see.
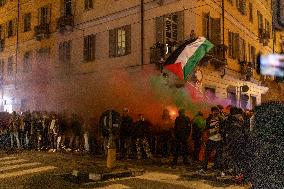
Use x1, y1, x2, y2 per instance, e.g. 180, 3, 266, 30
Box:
141, 0, 144, 67
15, 0, 20, 90
222, 0, 225, 58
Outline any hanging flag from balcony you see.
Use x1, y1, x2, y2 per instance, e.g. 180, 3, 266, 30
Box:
164, 37, 214, 80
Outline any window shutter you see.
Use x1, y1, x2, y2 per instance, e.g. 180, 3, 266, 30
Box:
67, 41, 72, 63
89, 0, 93, 9
60, 0, 65, 16
59, 43, 63, 63
83, 37, 88, 61
235, 33, 240, 60
125, 25, 131, 55
155, 16, 164, 43
13, 18, 17, 36
228, 31, 232, 57
84, 0, 88, 10
109, 29, 117, 57
47, 4, 51, 24
177, 11, 184, 42
202, 13, 210, 39
91, 34, 96, 60
38, 7, 41, 25
210, 18, 221, 44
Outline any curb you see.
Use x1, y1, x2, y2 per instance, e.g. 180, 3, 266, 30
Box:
72, 168, 145, 182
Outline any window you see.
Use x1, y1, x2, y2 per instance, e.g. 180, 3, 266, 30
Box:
228, 31, 240, 59
23, 13, 31, 32
251, 96, 257, 109
249, 3, 253, 22
7, 19, 16, 38
265, 19, 270, 38
257, 11, 263, 32
23, 52, 32, 73
39, 5, 50, 25
0, 25, 3, 39
0, 0, 6, 7
227, 91, 237, 106
239, 37, 246, 62
109, 25, 131, 57
64, 0, 72, 16
36, 47, 50, 63
205, 87, 216, 99
20, 99, 27, 112
236, 0, 246, 15
156, 11, 184, 49
0, 59, 4, 79
59, 41, 72, 64
84, 34, 95, 62
203, 13, 221, 45
85, 0, 93, 10
250, 46, 256, 67
7, 56, 13, 75
240, 94, 249, 109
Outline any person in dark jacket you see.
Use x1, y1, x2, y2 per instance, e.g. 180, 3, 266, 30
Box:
172, 108, 191, 166
223, 107, 247, 176
244, 102, 284, 189
23, 111, 32, 149
134, 114, 152, 160
119, 108, 133, 159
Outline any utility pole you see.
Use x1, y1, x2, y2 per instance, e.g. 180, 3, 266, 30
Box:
141, 0, 144, 67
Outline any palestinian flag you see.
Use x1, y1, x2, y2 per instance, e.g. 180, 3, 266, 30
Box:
164, 37, 214, 80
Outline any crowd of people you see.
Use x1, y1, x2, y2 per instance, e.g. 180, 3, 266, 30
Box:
0, 102, 283, 188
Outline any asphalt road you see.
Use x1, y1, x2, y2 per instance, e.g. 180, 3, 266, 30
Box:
0, 151, 249, 189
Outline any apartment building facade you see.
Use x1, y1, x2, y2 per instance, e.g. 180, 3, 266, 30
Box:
0, 0, 275, 116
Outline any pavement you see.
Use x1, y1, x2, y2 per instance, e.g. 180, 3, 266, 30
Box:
0, 150, 250, 189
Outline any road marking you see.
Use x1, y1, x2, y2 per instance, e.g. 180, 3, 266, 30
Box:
0, 166, 57, 179
0, 162, 41, 172
94, 184, 131, 189
0, 159, 28, 165
0, 156, 16, 161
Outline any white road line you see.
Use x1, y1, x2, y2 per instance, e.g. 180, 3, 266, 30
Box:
0, 166, 57, 179
0, 162, 42, 172
0, 156, 16, 161
0, 159, 28, 165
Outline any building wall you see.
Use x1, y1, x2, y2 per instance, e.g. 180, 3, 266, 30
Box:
0, 0, 272, 118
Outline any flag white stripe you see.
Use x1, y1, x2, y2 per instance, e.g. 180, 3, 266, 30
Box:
175, 37, 207, 69
1, 159, 28, 165
0, 166, 57, 179
0, 162, 41, 172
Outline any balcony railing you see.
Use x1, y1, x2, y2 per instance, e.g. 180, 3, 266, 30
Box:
259, 28, 270, 46
205, 44, 228, 68
34, 23, 50, 41
240, 61, 253, 81
0, 39, 4, 52
57, 14, 74, 33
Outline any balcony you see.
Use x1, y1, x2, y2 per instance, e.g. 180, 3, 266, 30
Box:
57, 14, 74, 33
34, 23, 50, 41
259, 28, 270, 46
0, 39, 4, 52
205, 44, 228, 69
240, 61, 253, 81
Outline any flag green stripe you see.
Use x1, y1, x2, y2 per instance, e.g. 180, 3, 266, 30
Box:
183, 40, 214, 80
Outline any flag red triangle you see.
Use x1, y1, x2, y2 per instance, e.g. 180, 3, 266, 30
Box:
164, 62, 184, 80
